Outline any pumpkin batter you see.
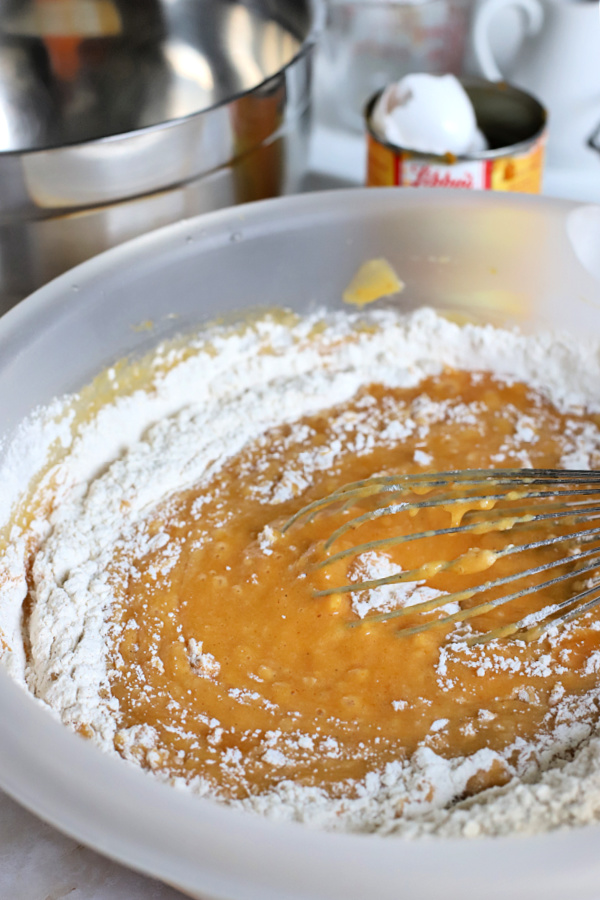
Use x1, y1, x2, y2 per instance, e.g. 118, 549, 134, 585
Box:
106, 370, 600, 801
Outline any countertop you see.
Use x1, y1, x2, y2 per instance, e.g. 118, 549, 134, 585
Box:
2, 125, 600, 900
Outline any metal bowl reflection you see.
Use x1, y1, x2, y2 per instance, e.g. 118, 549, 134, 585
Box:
0, 0, 320, 311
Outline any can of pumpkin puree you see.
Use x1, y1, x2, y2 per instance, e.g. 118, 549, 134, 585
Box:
366, 78, 547, 193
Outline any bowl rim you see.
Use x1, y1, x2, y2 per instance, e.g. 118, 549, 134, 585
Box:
0, 0, 324, 159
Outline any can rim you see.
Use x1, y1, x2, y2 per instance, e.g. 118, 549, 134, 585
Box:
365, 77, 548, 162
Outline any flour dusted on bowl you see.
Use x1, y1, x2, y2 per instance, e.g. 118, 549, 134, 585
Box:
1, 307, 600, 838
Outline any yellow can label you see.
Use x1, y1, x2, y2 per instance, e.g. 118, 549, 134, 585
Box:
367, 132, 546, 194
489, 136, 545, 193
367, 135, 400, 188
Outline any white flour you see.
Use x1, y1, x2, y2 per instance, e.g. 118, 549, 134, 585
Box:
1, 306, 600, 838
347, 551, 452, 619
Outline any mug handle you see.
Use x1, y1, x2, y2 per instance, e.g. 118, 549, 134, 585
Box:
589, 119, 600, 156
472, 0, 544, 81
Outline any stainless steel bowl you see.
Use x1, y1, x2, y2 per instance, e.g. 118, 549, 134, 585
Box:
0, 0, 321, 312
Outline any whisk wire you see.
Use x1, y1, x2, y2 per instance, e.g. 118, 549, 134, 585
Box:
468, 580, 600, 646
283, 468, 600, 645
314, 511, 600, 572
285, 468, 600, 531
390, 551, 600, 639
322, 492, 600, 552
345, 542, 600, 627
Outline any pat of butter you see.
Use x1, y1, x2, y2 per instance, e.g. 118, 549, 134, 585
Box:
343, 259, 404, 307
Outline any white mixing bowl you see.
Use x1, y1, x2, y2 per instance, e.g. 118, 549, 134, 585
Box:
0, 188, 599, 900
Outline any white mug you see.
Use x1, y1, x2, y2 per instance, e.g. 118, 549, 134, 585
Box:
471, 0, 600, 170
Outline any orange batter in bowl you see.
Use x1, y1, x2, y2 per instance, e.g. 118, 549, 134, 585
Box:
104, 370, 600, 802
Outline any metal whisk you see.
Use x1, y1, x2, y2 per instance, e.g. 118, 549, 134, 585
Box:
282, 469, 600, 646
